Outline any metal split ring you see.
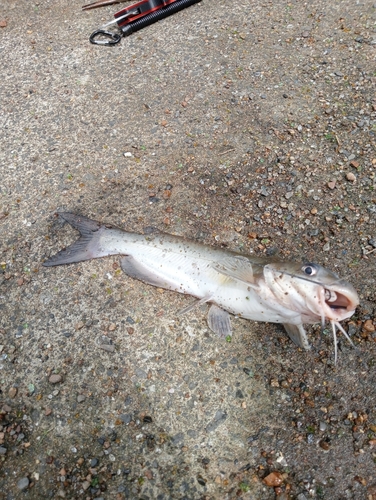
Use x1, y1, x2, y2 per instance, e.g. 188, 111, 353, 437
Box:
89, 29, 121, 46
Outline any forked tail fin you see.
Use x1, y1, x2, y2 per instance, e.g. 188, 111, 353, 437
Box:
43, 213, 105, 267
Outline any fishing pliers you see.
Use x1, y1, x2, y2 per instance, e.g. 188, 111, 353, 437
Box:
83, 0, 202, 46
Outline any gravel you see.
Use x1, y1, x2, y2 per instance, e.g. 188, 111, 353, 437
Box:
17, 477, 29, 491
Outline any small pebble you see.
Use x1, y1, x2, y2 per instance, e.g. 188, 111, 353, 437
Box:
77, 395, 86, 403
8, 387, 17, 399
319, 421, 327, 432
197, 475, 207, 486
346, 172, 356, 182
120, 414, 131, 425
363, 320, 375, 333
49, 374, 62, 384
319, 439, 330, 451
135, 367, 147, 379
100, 344, 115, 352
0, 446, 7, 455
327, 180, 336, 190
354, 475, 367, 486
276, 454, 288, 467
82, 480, 91, 490
263, 471, 283, 487
17, 477, 29, 491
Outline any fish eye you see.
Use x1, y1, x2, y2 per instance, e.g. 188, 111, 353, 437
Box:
302, 264, 317, 276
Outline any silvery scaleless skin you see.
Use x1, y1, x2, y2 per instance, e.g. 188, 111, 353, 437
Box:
43, 213, 359, 357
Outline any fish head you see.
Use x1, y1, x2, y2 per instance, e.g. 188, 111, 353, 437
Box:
263, 262, 359, 324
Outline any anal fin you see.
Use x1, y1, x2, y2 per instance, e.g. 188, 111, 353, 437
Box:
283, 323, 311, 350
120, 256, 172, 288
207, 304, 232, 339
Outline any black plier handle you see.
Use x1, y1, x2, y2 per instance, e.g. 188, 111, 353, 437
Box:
89, 0, 202, 46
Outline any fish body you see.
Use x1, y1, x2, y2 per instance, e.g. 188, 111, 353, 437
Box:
43, 213, 359, 358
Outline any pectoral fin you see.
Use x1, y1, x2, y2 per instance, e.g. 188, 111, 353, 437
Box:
283, 323, 311, 350
207, 304, 232, 339
212, 256, 259, 290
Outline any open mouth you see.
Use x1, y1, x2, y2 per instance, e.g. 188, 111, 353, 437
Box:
325, 289, 350, 310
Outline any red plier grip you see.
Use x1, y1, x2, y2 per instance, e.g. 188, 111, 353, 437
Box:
115, 0, 176, 28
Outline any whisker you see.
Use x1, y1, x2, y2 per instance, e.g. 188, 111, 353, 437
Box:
280, 271, 326, 287
334, 321, 355, 348
317, 288, 327, 348
331, 321, 338, 365
319, 289, 326, 331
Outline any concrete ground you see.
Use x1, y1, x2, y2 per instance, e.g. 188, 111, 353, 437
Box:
1, 0, 376, 498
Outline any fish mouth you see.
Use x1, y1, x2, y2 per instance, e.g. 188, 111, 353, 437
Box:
324, 289, 352, 310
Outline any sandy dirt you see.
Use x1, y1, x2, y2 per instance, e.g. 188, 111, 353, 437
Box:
1, 0, 376, 498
